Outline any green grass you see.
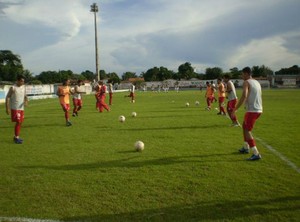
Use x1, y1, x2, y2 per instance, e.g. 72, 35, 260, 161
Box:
0, 89, 299, 222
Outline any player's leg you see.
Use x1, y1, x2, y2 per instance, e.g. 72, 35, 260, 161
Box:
241, 112, 261, 160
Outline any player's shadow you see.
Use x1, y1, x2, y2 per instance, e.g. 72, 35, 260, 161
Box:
18, 153, 236, 171
61, 196, 300, 221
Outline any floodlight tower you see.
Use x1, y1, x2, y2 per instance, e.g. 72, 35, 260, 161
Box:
90, 3, 100, 81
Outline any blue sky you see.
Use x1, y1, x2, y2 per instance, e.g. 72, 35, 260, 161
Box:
0, 0, 299, 76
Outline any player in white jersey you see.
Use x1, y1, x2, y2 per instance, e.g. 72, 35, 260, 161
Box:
5, 75, 28, 144
125, 83, 136, 103
232, 67, 263, 161
223, 74, 239, 126
72, 80, 84, 117
107, 79, 113, 105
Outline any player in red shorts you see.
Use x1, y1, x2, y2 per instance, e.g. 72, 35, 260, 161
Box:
204, 81, 215, 110
216, 78, 226, 115
5, 75, 28, 144
125, 83, 136, 103
107, 79, 113, 105
232, 67, 263, 161
223, 74, 240, 126
57, 79, 73, 126
96, 81, 110, 112
72, 80, 84, 117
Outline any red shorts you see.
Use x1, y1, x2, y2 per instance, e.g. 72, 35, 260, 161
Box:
73, 98, 82, 107
227, 99, 237, 111
60, 103, 70, 112
11, 110, 24, 123
218, 97, 225, 103
243, 112, 261, 131
130, 92, 135, 98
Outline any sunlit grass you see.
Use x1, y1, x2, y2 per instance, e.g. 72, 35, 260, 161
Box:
0, 89, 299, 221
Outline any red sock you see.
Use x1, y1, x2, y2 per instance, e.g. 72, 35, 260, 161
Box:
15, 123, 21, 137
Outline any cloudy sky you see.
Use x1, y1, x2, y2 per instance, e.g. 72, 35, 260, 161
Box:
0, 0, 299, 76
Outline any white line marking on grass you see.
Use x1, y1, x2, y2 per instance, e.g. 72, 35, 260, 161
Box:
0, 217, 65, 222
256, 137, 300, 174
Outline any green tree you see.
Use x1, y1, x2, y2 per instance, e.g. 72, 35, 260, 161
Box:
252, 65, 273, 77
0, 50, 24, 81
178, 62, 195, 80
143, 66, 174, 81
100, 70, 107, 80
205, 67, 223, 79
275, 65, 300, 75
122, 72, 137, 81
229, 67, 240, 79
81, 70, 95, 81
107, 72, 121, 84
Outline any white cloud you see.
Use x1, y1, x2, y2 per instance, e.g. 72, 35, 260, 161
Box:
0, 0, 299, 75
226, 32, 300, 71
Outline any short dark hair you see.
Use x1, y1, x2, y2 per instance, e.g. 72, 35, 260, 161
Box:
17, 75, 25, 81
217, 78, 222, 81
223, 74, 230, 79
242, 67, 251, 75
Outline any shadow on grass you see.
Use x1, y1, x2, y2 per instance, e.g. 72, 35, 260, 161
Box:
103, 124, 228, 131
18, 153, 236, 171
61, 196, 300, 222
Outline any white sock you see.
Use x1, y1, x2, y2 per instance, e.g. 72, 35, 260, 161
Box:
244, 142, 249, 150
250, 146, 259, 155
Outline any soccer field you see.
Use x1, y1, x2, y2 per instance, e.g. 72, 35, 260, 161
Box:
0, 89, 299, 222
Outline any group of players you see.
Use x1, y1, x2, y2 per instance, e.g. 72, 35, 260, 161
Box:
204, 67, 263, 160
5, 67, 262, 161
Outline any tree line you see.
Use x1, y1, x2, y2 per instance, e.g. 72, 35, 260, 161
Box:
1, 50, 299, 84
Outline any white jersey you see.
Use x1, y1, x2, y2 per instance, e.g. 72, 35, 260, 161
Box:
227, 80, 237, 101
73, 85, 83, 99
10, 85, 26, 110
246, 79, 263, 113
130, 84, 135, 93
108, 83, 113, 93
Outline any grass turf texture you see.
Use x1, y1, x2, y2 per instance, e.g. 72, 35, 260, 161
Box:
0, 89, 299, 222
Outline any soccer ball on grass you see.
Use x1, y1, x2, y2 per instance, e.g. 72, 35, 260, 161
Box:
135, 141, 144, 152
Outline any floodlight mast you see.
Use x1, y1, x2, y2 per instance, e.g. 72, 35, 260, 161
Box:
90, 3, 100, 81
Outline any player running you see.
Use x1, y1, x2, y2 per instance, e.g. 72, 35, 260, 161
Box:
125, 83, 136, 103
5, 75, 28, 144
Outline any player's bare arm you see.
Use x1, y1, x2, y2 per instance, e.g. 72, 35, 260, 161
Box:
234, 81, 249, 112
5, 87, 13, 115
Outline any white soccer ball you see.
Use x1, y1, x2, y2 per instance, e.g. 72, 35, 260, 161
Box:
119, 115, 125, 123
131, 112, 137, 117
195, 101, 200, 106
135, 141, 144, 152
185, 102, 190, 107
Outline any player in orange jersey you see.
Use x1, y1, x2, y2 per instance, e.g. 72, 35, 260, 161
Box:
217, 78, 226, 115
56, 79, 73, 126
205, 81, 215, 110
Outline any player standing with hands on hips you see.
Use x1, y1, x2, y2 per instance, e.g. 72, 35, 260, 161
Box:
5, 75, 28, 144
232, 67, 263, 160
